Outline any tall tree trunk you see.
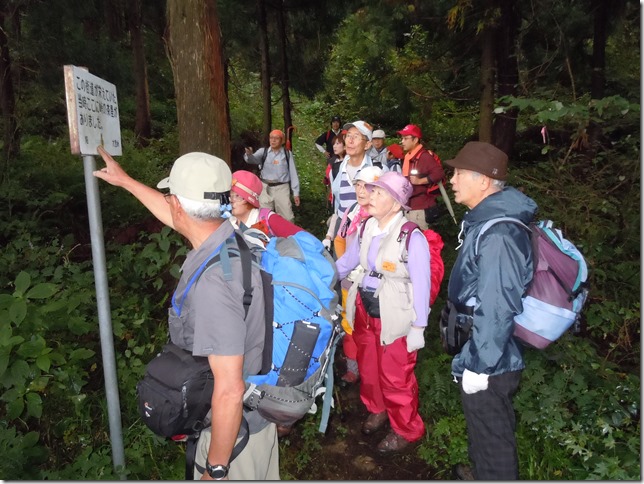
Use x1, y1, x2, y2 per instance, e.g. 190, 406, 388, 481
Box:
275, 0, 292, 137
258, 0, 271, 145
0, 1, 19, 161
478, 24, 495, 144
127, 0, 152, 147
492, 0, 520, 155
590, 0, 608, 99
166, 0, 230, 160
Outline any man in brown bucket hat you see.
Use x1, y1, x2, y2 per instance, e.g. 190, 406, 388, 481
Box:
442, 141, 538, 480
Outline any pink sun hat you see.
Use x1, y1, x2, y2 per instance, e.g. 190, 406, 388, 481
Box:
365, 171, 413, 210
231, 170, 263, 208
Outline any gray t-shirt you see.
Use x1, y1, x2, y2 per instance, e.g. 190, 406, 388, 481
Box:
168, 219, 268, 433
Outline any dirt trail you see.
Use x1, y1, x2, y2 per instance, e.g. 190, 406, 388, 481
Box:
278, 352, 438, 480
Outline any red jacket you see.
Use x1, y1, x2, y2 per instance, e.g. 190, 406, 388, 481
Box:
404, 147, 445, 210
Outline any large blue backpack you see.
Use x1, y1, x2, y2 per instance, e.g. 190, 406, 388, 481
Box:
204, 230, 341, 431
242, 231, 342, 429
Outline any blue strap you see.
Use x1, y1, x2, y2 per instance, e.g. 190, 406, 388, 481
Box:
318, 332, 341, 433
171, 241, 225, 317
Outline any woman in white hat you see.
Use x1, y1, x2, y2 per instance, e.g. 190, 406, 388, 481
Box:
332, 165, 383, 385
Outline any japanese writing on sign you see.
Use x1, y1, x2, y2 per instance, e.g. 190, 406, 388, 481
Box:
64, 65, 122, 156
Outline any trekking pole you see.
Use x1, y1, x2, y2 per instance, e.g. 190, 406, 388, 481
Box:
438, 181, 458, 225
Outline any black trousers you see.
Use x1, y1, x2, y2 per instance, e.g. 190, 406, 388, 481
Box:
460, 370, 522, 480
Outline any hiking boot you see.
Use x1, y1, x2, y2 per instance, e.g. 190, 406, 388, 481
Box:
361, 411, 388, 435
376, 431, 412, 454
276, 424, 292, 438
453, 463, 475, 480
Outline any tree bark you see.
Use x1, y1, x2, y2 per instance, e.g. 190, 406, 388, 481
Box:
478, 24, 495, 144
127, 0, 152, 147
258, 0, 272, 145
0, 0, 19, 161
590, 0, 608, 99
166, 0, 230, 160
492, 0, 520, 155
275, 0, 292, 138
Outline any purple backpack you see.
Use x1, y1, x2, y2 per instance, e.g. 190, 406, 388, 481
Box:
476, 218, 589, 349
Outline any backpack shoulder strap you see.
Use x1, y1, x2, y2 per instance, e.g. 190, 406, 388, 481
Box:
398, 220, 420, 252
201, 232, 254, 318
259, 147, 269, 171
474, 217, 529, 256
338, 202, 359, 238
258, 207, 274, 235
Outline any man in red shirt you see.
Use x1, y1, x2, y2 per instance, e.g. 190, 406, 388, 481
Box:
397, 124, 446, 230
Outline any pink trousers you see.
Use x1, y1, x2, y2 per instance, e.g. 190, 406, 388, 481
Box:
353, 293, 425, 442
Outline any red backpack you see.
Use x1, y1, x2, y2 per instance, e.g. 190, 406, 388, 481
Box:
398, 221, 445, 305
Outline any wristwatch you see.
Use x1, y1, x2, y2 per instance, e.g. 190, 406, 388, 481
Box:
206, 462, 229, 480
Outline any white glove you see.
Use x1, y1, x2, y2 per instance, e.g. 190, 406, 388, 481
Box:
462, 369, 489, 394
322, 238, 332, 250
406, 326, 425, 352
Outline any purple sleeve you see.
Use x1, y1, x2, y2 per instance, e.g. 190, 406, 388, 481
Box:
335, 233, 361, 280
408, 230, 431, 327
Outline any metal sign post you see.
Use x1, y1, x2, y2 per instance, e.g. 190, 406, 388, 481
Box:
63, 65, 125, 478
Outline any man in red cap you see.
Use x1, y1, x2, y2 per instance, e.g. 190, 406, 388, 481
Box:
397, 124, 445, 230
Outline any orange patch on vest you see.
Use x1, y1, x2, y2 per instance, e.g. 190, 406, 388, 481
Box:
381, 261, 397, 272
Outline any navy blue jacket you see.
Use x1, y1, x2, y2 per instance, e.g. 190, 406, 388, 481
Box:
449, 187, 538, 377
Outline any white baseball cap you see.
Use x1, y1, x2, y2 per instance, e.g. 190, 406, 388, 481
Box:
157, 152, 232, 203
343, 120, 373, 141
353, 165, 383, 185
372, 129, 386, 139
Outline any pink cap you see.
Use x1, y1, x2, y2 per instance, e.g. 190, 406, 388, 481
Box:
365, 171, 413, 210
231, 170, 263, 208
397, 124, 422, 139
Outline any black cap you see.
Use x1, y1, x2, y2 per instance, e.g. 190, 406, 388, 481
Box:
331, 115, 341, 123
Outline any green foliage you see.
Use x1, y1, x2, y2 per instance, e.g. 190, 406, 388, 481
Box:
514, 340, 640, 479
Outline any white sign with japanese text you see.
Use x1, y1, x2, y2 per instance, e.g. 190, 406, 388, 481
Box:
64, 65, 122, 156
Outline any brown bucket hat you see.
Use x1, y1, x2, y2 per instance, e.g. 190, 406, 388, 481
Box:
445, 141, 508, 180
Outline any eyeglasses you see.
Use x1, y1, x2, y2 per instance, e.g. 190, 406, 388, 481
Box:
345, 133, 367, 142
355, 182, 368, 192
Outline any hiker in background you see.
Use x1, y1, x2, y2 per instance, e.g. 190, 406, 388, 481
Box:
244, 129, 300, 223
229, 170, 303, 239
324, 120, 380, 250
386, 144, 403, 173
335, 171, 429, 454
323, 131, 347, 214
367, 129, 388, 168
315, 115, 343, 161
398, 124, 445, 230
332, 165, 383, 386
93, 147, 280, 480
443, 141, 537, 480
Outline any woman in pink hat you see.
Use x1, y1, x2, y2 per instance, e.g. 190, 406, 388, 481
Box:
230, 170, 303, 239
335, 171, 431, 454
